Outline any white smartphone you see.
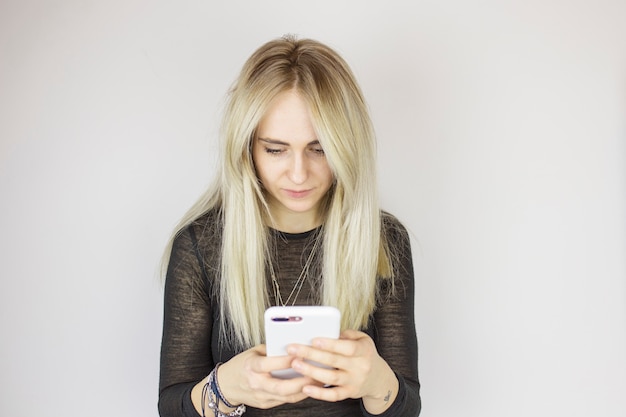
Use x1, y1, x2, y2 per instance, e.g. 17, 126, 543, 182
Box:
264, 306, 341, 379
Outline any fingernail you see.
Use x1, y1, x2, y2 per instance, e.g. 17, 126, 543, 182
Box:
287, 346, 297, 355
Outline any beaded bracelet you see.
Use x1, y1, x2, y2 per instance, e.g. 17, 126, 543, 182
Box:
201, 364, 246, 417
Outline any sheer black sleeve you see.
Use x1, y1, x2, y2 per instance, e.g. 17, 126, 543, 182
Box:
158, 223, 215, 417
362, 214, 421, 416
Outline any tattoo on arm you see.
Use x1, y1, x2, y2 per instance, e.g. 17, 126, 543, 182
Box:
384, 390, 392, 402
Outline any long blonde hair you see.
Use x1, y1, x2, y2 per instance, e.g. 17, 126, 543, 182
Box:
163, 35, 393, 349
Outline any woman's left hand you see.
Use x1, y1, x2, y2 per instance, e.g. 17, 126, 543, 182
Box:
287, 329, 399, 414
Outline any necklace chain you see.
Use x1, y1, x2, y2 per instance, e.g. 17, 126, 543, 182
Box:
269, 230, 321, 307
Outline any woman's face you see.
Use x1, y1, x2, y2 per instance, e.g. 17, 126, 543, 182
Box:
252, 90, 334, 233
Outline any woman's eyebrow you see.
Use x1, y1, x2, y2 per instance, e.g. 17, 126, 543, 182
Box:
258, 137, 289, 146
257, 138, 320, 146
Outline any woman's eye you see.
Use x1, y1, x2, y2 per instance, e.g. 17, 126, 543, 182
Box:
264, 147, 284, 155
310, 147, 325, 156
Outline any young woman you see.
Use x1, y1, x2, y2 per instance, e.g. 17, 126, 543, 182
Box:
159, 36, 421, 417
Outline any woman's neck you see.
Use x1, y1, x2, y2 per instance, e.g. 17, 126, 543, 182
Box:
267, 207, 322, 233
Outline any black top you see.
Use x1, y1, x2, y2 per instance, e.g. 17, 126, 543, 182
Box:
159, 209, 421, 416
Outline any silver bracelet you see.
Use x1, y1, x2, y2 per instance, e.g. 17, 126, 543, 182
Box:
201, 366, 246, 417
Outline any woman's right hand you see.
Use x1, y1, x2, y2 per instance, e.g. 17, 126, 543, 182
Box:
192, 344, 317, 412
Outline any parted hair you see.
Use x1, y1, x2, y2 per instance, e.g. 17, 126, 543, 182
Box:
163, 35, 394, 349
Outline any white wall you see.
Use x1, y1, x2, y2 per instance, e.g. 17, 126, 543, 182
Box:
1, 1, 624, 416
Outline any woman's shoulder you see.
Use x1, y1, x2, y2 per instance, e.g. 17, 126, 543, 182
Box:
174, 206, 224, 250
381, 211, 410, 241
166, 207, 223, 284
189, 206, 223, 229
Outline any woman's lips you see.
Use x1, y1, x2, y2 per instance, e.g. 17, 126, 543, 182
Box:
283, 188, 312, 198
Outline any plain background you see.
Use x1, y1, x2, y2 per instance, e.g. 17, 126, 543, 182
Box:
1, 1, 624, 416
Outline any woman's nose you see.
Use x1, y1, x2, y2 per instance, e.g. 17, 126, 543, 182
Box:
288, 153, 308, 184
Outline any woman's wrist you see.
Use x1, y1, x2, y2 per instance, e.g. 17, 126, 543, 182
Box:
190, 364, 246, 417
215, 362, 243, 411
362, 362, 399, 415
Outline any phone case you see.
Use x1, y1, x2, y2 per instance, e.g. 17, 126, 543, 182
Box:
265, 306, 341, 379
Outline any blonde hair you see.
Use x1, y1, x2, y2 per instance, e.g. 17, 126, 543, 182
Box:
164, 35, 393, 348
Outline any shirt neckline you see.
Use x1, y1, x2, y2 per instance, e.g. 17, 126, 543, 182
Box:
270, 225, 322, 241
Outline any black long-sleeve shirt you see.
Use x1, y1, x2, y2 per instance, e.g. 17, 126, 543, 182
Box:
159, 209, 421, 416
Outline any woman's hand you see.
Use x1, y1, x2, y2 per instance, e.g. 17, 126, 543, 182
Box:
287, 330, 400, 414
192, 344, 319, 413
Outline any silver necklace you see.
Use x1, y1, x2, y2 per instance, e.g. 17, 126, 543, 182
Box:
269, 230, 321, 306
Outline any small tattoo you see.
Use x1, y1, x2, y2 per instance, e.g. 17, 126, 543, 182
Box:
384, 390, 392, 402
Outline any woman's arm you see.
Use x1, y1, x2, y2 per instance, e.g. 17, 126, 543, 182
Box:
367, 215, 421, 416
159, 225, 215, 417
